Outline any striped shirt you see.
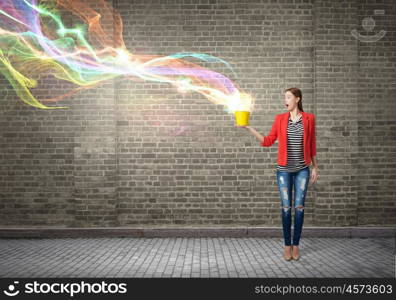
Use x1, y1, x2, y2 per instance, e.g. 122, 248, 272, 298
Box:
276, 114, 308, 172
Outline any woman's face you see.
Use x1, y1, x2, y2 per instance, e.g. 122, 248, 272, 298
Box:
284, 91, 300, 111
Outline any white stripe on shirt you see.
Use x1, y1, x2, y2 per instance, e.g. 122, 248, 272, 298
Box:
277, 116, 307, 172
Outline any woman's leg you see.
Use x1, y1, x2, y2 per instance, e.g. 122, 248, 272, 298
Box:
276, 170, 293, 246
292, 167, 310, 246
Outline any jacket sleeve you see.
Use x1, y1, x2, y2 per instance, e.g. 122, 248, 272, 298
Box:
261, 115, 278, 147
311, 114, 317, 156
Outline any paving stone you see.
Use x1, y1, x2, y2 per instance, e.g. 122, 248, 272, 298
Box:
0, 237, 394, 278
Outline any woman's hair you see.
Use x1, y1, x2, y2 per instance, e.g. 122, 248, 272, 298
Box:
285, 87, 304, 112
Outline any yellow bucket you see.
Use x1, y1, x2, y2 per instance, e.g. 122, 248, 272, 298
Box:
234, 111, 250, 126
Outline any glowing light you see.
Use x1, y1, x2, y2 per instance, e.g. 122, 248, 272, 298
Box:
0, 0, 255, 113
114, 48, 131, 64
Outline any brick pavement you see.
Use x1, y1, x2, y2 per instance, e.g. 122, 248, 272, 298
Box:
0, 238, 394, 278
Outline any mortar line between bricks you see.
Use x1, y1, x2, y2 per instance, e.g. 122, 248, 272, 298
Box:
170, 237, 183, 277
102, 238, 131, 276
190, 237, 198, 276
38, 238, 94, 277
78, 239, 114, 277
179, 238, 188, 277
207, 237, 219, 277
146, 236, 170, 276
200, 237, 209, 276
148, 238, 169, 277
11, 239, 56, 277
164, 238, 176, 274
0, 237, 395, 278
123, 238, 147, 275
114, 26, 121, 228
222, 238, 238, 276
313, 239, 354, 277
28, 238, 70, 278
216, 238, 231, 277
226, 238, 240, 276
126, 238, 152, 276
234, 238, 259, 277
65, 238, 100, 277
258, 238, 287, 277
187, 238, 194, 276
311, 0, 318, 217
220, 238, 232, 277
202, 238, 208, 276
141, 238, 159, 277
220, 237, 236, 277
211, 238, 227, 277
88, 240, 116, 277
182, 237, 194, 277
179, 238, 190, 277
240, 238, 264, 276
233, 237, 250, 276
122, 238, 145, 276
250, 238, 277, 276
62, 238, 98, 276
116, 238, 143, 275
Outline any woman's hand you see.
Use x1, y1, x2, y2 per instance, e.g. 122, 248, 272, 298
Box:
236, 126, 264, 143
310, 167, 318, 184
236, 125, 250, 129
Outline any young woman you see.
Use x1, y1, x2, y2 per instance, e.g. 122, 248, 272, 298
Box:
237, 87, 318, 261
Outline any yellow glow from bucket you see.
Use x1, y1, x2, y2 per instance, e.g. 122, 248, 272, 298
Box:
234, 111, 250, 126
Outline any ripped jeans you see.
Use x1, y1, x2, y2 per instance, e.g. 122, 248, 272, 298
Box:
276, 166, 310, 246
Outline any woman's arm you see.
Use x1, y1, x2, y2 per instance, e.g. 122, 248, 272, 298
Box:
311, 155, 319, 183
310, 114, 319, 183
242, 126, 264, 143
311, 155, 318, 169
238, 115, 278, 146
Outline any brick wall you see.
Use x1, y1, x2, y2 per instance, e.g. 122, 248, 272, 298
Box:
0, 0, 395, 227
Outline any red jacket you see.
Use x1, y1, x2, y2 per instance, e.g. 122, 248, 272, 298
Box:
261, 111, 317, 166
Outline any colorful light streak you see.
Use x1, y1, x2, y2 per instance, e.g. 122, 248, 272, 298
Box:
0, 0, 254, 113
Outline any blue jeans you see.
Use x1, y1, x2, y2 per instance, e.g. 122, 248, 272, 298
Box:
276, 166, 310, 246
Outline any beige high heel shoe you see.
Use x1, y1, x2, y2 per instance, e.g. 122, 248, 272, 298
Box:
283, 246, 292, 261
291, 246, 300, 260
